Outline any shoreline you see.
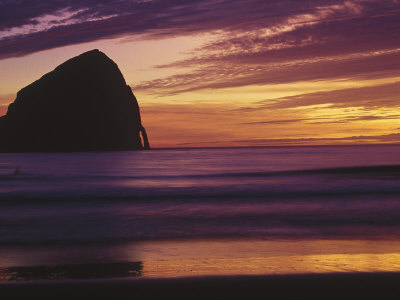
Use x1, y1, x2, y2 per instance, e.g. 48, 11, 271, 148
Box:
2, 272, 400, 299
3, 239, 400, 280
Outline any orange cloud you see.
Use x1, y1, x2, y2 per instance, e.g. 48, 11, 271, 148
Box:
140, 99, 400, 148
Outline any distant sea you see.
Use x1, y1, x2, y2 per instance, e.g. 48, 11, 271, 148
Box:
1, 145, 400, 281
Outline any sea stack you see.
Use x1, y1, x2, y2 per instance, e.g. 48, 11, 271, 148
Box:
0, 49, 150, 152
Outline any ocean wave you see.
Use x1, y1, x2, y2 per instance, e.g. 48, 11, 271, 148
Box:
1, 164, 400, 182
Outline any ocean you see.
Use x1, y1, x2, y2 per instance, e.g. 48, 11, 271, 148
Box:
1, 145, 400, 281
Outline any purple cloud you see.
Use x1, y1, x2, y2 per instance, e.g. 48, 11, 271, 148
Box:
1, 0, 400, 109
1, 0, 399, 61
134, 1, 400, 93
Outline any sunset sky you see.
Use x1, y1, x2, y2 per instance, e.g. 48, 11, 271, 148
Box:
1, 0, 400, 148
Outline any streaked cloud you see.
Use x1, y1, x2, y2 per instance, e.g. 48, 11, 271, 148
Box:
2, 0, 400, 147
1, 0, 399, 61
233, 133, 400, 146
177, 133, 400, 147
3, 1, 400, 97
241, 115, 400, 125
251, 80, 400, 111
139, 100, 400, 147
134, 0, 400, 94
135, 49, 400, 94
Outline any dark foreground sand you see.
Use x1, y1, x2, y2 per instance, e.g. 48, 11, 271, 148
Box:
2, 272, 400, 299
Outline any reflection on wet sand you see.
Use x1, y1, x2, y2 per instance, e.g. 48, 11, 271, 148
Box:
137, 239, 400, 278
3, 239, 400, 281
143, 253, 400, 278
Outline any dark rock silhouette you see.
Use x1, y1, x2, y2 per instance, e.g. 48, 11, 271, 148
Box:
0, 49, 150, 152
